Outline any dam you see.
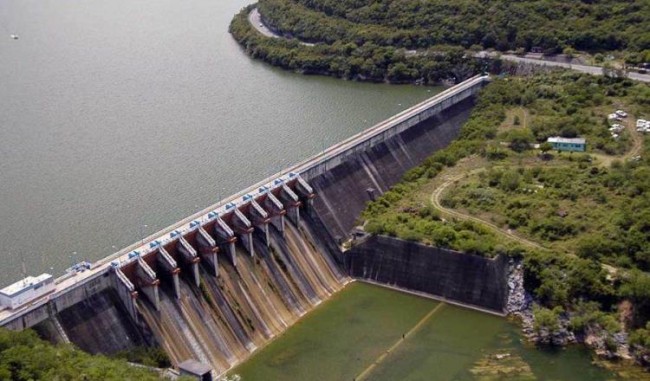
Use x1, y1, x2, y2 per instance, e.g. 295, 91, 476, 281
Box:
0, 76, 495, 375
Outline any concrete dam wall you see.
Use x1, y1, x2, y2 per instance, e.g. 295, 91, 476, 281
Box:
305, 96, 476, 241
346, 236, 509, 314
0, 76, 501, 376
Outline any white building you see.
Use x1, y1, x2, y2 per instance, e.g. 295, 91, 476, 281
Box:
0, 274, 54, 310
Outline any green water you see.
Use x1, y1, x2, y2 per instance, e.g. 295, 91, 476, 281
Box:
231, 282, 623, 381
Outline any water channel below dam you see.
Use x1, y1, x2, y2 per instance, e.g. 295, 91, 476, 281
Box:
233, 282, 624, 381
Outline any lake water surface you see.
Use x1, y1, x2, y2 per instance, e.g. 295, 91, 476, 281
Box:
0, 0, 434, 285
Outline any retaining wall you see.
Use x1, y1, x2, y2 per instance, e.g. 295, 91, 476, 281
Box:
346, 236, 509, 313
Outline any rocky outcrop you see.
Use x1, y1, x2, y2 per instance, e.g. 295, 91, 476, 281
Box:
504, 258, 535, 338
506, 258, 635, 360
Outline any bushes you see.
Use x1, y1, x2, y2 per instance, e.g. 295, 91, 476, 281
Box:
0, 328, 175, 381
534, 306, 564, 334
630, 322, 650, 354
507, 128, 534, 152
112, 346, 171, 368
530, 217, 577, 241
523, 250, 613, 310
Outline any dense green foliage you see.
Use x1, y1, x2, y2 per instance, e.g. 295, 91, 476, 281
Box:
112, 346, 171, 369
0, 328, 175, 381
256, 0, 650, 55
361, 72, 650, 351
230, 5, 494, 83
447, 159, 650, 269
232, 0, 649, 79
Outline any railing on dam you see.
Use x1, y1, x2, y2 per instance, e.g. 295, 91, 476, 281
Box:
0, 75, 489, 329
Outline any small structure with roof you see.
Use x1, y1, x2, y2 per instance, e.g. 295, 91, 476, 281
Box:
0, 274, 54, 310
178, 359, 213, 381
547, 137, 586, 152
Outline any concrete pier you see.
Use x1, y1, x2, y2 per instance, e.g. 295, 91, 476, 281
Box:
232, 209, 255, 256
177, 237, 200, 287
136, 258, 160, 311
214, 217, 237, 266
263, 192, 286, 234
295, 175, 316, 209
248, 200, 271, 246
113, 267, 138, 322
279, 184, 301, 225
197, 227, 219, 277
157, 247, 180, 299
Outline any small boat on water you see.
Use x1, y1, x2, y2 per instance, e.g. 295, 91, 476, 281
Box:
10, 34, 19, 40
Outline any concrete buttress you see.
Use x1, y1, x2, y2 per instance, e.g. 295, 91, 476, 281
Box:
263, 192, 286, 234
280, 184, 301, 225
157, 247, 180, 299
177, 236, 200, 287
112, 268, 138, 322
196, 227, 219, 277
295, 175, 316, 212
214, 217, 237, 266
135, 258, 160, 311
249, 200, 271, 246
233, 209, 255, 256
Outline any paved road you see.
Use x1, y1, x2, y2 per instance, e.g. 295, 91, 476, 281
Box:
249, 8, 277, 39
492, 53, 650, 83
249, 8, 314, 46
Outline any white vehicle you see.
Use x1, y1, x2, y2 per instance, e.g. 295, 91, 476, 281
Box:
616, 110, 628, 118
608, 113, 622, 121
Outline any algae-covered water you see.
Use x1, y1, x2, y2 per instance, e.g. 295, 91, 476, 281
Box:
231, 282, 623, 381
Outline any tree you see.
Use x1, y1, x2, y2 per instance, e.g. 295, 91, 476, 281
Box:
563, 46, 576, 59
508, 128, 534, 152
602, 62, 628, 79
540, 142, 553, 154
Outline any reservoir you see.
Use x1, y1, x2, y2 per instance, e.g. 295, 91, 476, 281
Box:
0, 0, 433, 285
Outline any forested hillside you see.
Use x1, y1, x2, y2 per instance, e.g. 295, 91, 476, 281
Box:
230, 5, 494, 84
258, 0, 650, 56
231, 0, 650, 82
